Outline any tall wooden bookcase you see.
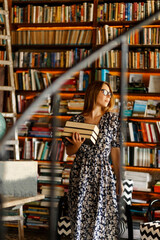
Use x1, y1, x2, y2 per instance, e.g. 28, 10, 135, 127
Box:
6, 0, 160, 230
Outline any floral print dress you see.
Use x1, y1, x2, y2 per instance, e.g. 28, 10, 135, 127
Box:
65, 111, 121, 240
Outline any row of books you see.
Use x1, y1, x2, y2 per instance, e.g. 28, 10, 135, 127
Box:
96, 26, 160, 45
97, 1, 160, 22
21, 138, 66, 161
14, 70, 52, 91
123, 146, 160, 168
14, 70, 90, 92
17, 95, 52, 114
24, 206, 49, 228
95, 48, 160, 69
11, 30, 93, 45
127, 121, 160, 143
59, 98, 84, 114
124, 99, 160, 118
12, 49, 92, 69
12, 3, 94, 23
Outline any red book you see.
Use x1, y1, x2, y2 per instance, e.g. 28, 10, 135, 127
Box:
31, 126, 51, 132
140, 122, 148, 142
63, 79, 76, 85
148, 123, 153, 143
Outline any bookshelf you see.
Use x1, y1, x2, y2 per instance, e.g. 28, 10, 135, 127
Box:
6, 0, 160, 231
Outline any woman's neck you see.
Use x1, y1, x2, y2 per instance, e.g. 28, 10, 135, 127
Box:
83, 107, 105, 124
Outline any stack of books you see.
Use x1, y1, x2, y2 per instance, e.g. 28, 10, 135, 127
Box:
124, 171, 152, 192
61, 121, 99, 145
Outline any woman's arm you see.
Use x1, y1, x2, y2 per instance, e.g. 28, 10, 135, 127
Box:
111, 147, 121, 195
65, 132, 85, 156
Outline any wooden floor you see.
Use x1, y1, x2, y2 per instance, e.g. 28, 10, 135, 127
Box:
4, 227, 49, 240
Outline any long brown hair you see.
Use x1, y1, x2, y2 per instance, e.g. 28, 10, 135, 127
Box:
82, 81, 115, 114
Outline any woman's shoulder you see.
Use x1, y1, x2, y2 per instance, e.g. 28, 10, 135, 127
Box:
69, 114, 84, 122
103, 111, 119, 121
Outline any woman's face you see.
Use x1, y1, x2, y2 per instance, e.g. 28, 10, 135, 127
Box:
96, 83, 112, 108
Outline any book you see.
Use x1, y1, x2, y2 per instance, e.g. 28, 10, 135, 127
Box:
145, 100, 158, 117
65, 121, 99, 135
132, 100, 148, 117
63, 127, 98, 141
61, 131, 97, 145
129, 73, 143, 83
148, 75, 160, 93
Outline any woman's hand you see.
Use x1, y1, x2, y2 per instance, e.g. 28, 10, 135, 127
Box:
65, 132, 85, 156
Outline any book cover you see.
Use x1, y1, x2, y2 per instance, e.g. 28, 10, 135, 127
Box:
63, 127, 98, 140
132, 100, 148, 117
65, 121, 99, 135
61, 131, 96, 145
148, 75, 160, 93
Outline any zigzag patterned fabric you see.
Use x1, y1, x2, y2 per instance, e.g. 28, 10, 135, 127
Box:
140, 220, 160, 240
119, 179, 133, 236
121, 179, 134, 205
57, 216, 71, 236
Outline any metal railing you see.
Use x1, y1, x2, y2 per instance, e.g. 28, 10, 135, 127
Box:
0, 10, 160, 240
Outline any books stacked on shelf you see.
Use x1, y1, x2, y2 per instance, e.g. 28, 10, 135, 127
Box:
17, 95, 52, 115
67, 98, 84, 112
127, 121, 160, 143
18, 120, 31, 136
124, 171, 152, 192
40, 185, 65, 208
24, 206, 49, 228
63, 148, 76, 162
123, 146, 159, 168
60, 78, 77, 91
59, 99, 68, 114
62, 167, 71, 185
61, 121, 99, 145
28, 117, 52, 138
59, 95, 85, 115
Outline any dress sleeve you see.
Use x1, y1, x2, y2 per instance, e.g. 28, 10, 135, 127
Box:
111, 113, 121, 148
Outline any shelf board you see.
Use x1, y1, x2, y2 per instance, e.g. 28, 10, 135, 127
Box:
18, 136, 53, 140
100, 68, 160, 74
97, 19, 160, 27
11, 22, 94, 30
114, 92, 160, 100
124, 142, 159, 147
124, 166, 160, 172
133, 191, 160, 201
12, 0, 94, 5
12, 45, 92, 51
127, 117, 160, 122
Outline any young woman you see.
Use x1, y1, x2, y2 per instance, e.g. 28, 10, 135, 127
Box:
64, 81, 121, 240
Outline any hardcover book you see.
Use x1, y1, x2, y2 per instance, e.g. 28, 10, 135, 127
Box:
62, 121, 99, 145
